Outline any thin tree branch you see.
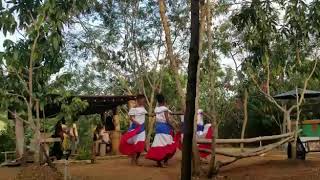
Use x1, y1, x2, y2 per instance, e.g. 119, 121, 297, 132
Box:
7, 109, 30, 125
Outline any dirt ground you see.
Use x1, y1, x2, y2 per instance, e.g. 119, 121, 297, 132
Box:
1, 150, 320, 180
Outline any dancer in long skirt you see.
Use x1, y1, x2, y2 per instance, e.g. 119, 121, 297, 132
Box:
198, 123, 213, 158
177, 109, 204, 150
146, 94, 177, 167
119, 94, 147, 165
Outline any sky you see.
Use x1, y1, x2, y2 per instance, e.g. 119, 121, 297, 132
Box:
0, 1, 237, 74
0, 31, 236, 70
0, 33, 20, 51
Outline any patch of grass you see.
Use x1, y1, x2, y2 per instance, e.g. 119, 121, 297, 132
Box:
75, 146, 91, 160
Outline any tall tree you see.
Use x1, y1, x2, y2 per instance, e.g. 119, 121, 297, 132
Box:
0, 0, 92, 162
181, 0, 200, 179
157, 0, 186, 110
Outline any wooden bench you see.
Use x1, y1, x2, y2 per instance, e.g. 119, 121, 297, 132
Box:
99, 142, 112, 156
300, 137, 320, 152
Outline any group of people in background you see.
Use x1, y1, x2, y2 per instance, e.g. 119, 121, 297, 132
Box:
51, 94, 213, 165
52, 118, 79, 160
119, 94, 213, 167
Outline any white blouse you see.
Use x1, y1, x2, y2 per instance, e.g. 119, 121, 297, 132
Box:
197, 109, 204, 126
128, 106, 147, 124
155, 106, 170, 123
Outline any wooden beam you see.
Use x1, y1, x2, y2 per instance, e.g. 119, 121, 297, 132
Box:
199, 136, 293, 158
197, 132, 297, 144
301, 120, 320, 125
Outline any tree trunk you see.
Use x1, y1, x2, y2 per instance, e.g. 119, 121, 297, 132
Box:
282, 105, 287, 134
181, 0, 200, 179
33, 100, 41, 163
240, 89, 248, 150
112, 107, 121, 155
205, 0, 218, 177
208, 117, 217, 178
29, 29, 41, 163
15, 112, 24, 158
286, 111, 291, 133
292, 87, 300, 159
146, 115, 155, 151
265, 51, 270, 96
191, 0, 207, 175
146, 96, 155, 151
158, 0, 185, 110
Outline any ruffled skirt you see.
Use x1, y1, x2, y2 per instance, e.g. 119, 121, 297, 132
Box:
119, 123, 145, 155
146, 122, 178, 161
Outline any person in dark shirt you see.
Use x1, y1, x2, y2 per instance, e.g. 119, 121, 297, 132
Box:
104, 115, 115, 131
51, 120, 64, 160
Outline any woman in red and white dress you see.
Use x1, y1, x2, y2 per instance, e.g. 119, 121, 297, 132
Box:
198, 123, 213, 158
146, 94, 177, 167
119, 95, 147, 165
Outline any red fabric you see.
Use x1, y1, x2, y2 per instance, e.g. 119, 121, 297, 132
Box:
176, 127, 214, 158
145, 144, 176, 161
119, 126, 145, 155
176, 132, 183, 150
198, 127, 213, 158
146, 132, 180, 161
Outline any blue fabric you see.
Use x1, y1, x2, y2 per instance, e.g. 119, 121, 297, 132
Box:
197, 124, 204, 132
128, 123, 145, 133
155, 122, 172, 134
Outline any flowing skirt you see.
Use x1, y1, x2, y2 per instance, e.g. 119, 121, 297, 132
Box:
119, 123, 145, 155
198, 126, 213, 158
146, 122, 177, 161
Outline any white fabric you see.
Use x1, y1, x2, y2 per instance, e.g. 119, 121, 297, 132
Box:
197, 131, 204, 137
155, 106, 169, 123
62, 124, 68, 131
100, 128, 110, 143
201, 123, 212, 138
69, 123, 78, 137
197, 109, 204, 126
151, 134, 174, 147
180, 115, 184, 122
300, 137, 320, 142
127, 131, 146, 144
203, 124, 211, 134
128, 107, 147, 124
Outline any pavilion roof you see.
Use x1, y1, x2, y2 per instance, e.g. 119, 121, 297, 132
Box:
8, 95, 136, 119
44, 95, 136, 117
273, 89, 320, 100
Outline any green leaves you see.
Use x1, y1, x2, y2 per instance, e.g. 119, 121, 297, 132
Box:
0, 11, 17, 36
60, 97, 89, 121
51, 34, 60, 51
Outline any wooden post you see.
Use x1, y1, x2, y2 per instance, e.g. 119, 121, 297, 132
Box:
14, 111, 24, 159
100, 143, 106, 156
111, 107, 121, 155
282, 104, 287, 134
292, 88, 300, 159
